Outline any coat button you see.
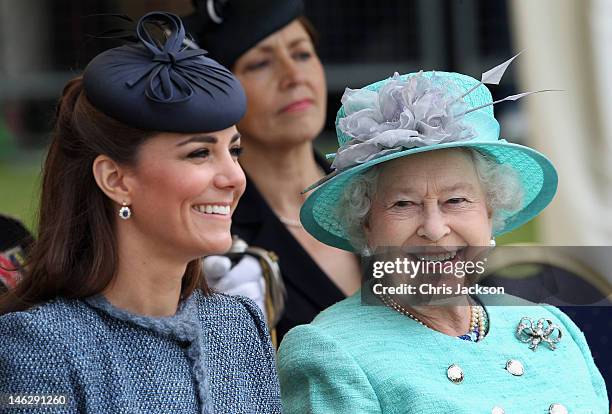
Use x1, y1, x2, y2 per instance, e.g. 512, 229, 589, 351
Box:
549, 403, 568, 414
491, 406, 505, 414
446, 364, 464, 384
505, 359, 524, 376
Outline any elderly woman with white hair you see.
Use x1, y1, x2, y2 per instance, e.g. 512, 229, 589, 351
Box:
277, 60, 608, 413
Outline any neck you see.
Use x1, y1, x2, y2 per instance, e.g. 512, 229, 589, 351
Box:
103, 225, 188, 317
239, 138, 324, 219
402, 296, 472, 336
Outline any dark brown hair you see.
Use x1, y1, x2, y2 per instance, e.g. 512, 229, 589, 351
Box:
297, 16, 319, 47
0, 77, 209, 315
229, 16, 320, 72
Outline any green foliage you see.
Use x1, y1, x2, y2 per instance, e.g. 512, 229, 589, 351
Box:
0, 162, 41, 233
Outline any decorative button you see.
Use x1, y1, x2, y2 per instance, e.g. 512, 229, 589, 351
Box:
491, 407, 505, 414
505, 359, 524, 376
446, 364, 464, 384
549, 403, 568, 414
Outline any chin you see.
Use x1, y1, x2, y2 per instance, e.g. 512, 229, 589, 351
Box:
201, 237, 233, 256
284, 125, 323, 144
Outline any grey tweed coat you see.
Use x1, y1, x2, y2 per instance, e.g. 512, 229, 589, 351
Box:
0, 290, 281, 413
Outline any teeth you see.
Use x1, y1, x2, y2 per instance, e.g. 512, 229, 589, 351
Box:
417, 251, 457, 262
193, 204, 230, 215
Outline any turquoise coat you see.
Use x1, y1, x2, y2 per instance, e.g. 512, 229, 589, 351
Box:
278, 293, 608, 413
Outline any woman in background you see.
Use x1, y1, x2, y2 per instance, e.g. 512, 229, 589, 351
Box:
0, 12, 281, 413
186, 0, 361, 341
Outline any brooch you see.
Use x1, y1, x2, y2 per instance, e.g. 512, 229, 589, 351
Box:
515, 317, 562, 351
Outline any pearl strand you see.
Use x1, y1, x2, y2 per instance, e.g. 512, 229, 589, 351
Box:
379, 294, 427, 327
380, 294, 486, 342
471, 305, 485, 341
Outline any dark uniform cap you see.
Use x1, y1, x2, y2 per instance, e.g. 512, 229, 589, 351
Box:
83, 12, 246, 133
185, 0, 304, 68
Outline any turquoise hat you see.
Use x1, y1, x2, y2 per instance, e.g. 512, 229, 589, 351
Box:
300, 64, 558, 252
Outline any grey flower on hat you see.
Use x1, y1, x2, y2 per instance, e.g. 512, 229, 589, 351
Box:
332, 72, 476, 170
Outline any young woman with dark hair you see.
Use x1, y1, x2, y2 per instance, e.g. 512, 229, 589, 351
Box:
1, 78, 207, 313
0, 12, 281, 413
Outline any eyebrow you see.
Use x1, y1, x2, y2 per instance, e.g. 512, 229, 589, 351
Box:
256, 37, 310, 53
177, 133, 241, 146
386, 182, 477, 196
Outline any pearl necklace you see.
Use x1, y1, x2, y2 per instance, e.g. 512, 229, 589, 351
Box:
380, 294, 486, 342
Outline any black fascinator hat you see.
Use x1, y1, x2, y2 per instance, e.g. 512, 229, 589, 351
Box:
83, 11, 246, 133
184, 0, 304, 68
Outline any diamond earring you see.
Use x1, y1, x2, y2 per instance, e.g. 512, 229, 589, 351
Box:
119, 202, 131, 220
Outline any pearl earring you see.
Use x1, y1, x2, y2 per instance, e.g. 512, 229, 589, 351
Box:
489, 238, 496, 247
119, 202, 131, 220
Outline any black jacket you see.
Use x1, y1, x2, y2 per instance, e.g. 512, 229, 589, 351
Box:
231, 153, 346, 342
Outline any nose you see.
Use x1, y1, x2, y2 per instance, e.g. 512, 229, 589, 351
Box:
278, 52, 305, 89
416, 203, 450, 242
213, 153, 245, 192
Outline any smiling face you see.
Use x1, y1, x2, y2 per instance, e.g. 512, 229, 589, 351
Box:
232, 19, 327, 148
365, 149, 493, 253
123, 127, 245, 259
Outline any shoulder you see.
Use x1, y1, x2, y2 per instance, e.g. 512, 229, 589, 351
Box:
481, 294, 582, 329
278, 319, 383, 413
0, 297, 94, 339
278, 323, 342, 368
279, 292, 386, 363
196, 290, 266, 324
308, 292, 392, 336
195, 290, 272, 344
481, 294, 590, 340
0, 297, 110, 364
0, 299, 90, 395
277, 324, 338, 386
536, 304, 598, 361
311, 292, 364, 323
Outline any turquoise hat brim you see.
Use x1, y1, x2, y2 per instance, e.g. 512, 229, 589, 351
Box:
300, 141, 558, 252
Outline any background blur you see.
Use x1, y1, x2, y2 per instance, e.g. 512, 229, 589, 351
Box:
1, 0, 611, 246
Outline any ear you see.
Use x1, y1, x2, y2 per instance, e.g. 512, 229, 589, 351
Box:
363, 215, 371, 235
362, 214, 373, 251
487, 207, 494, 235
92, 155, 132, 205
